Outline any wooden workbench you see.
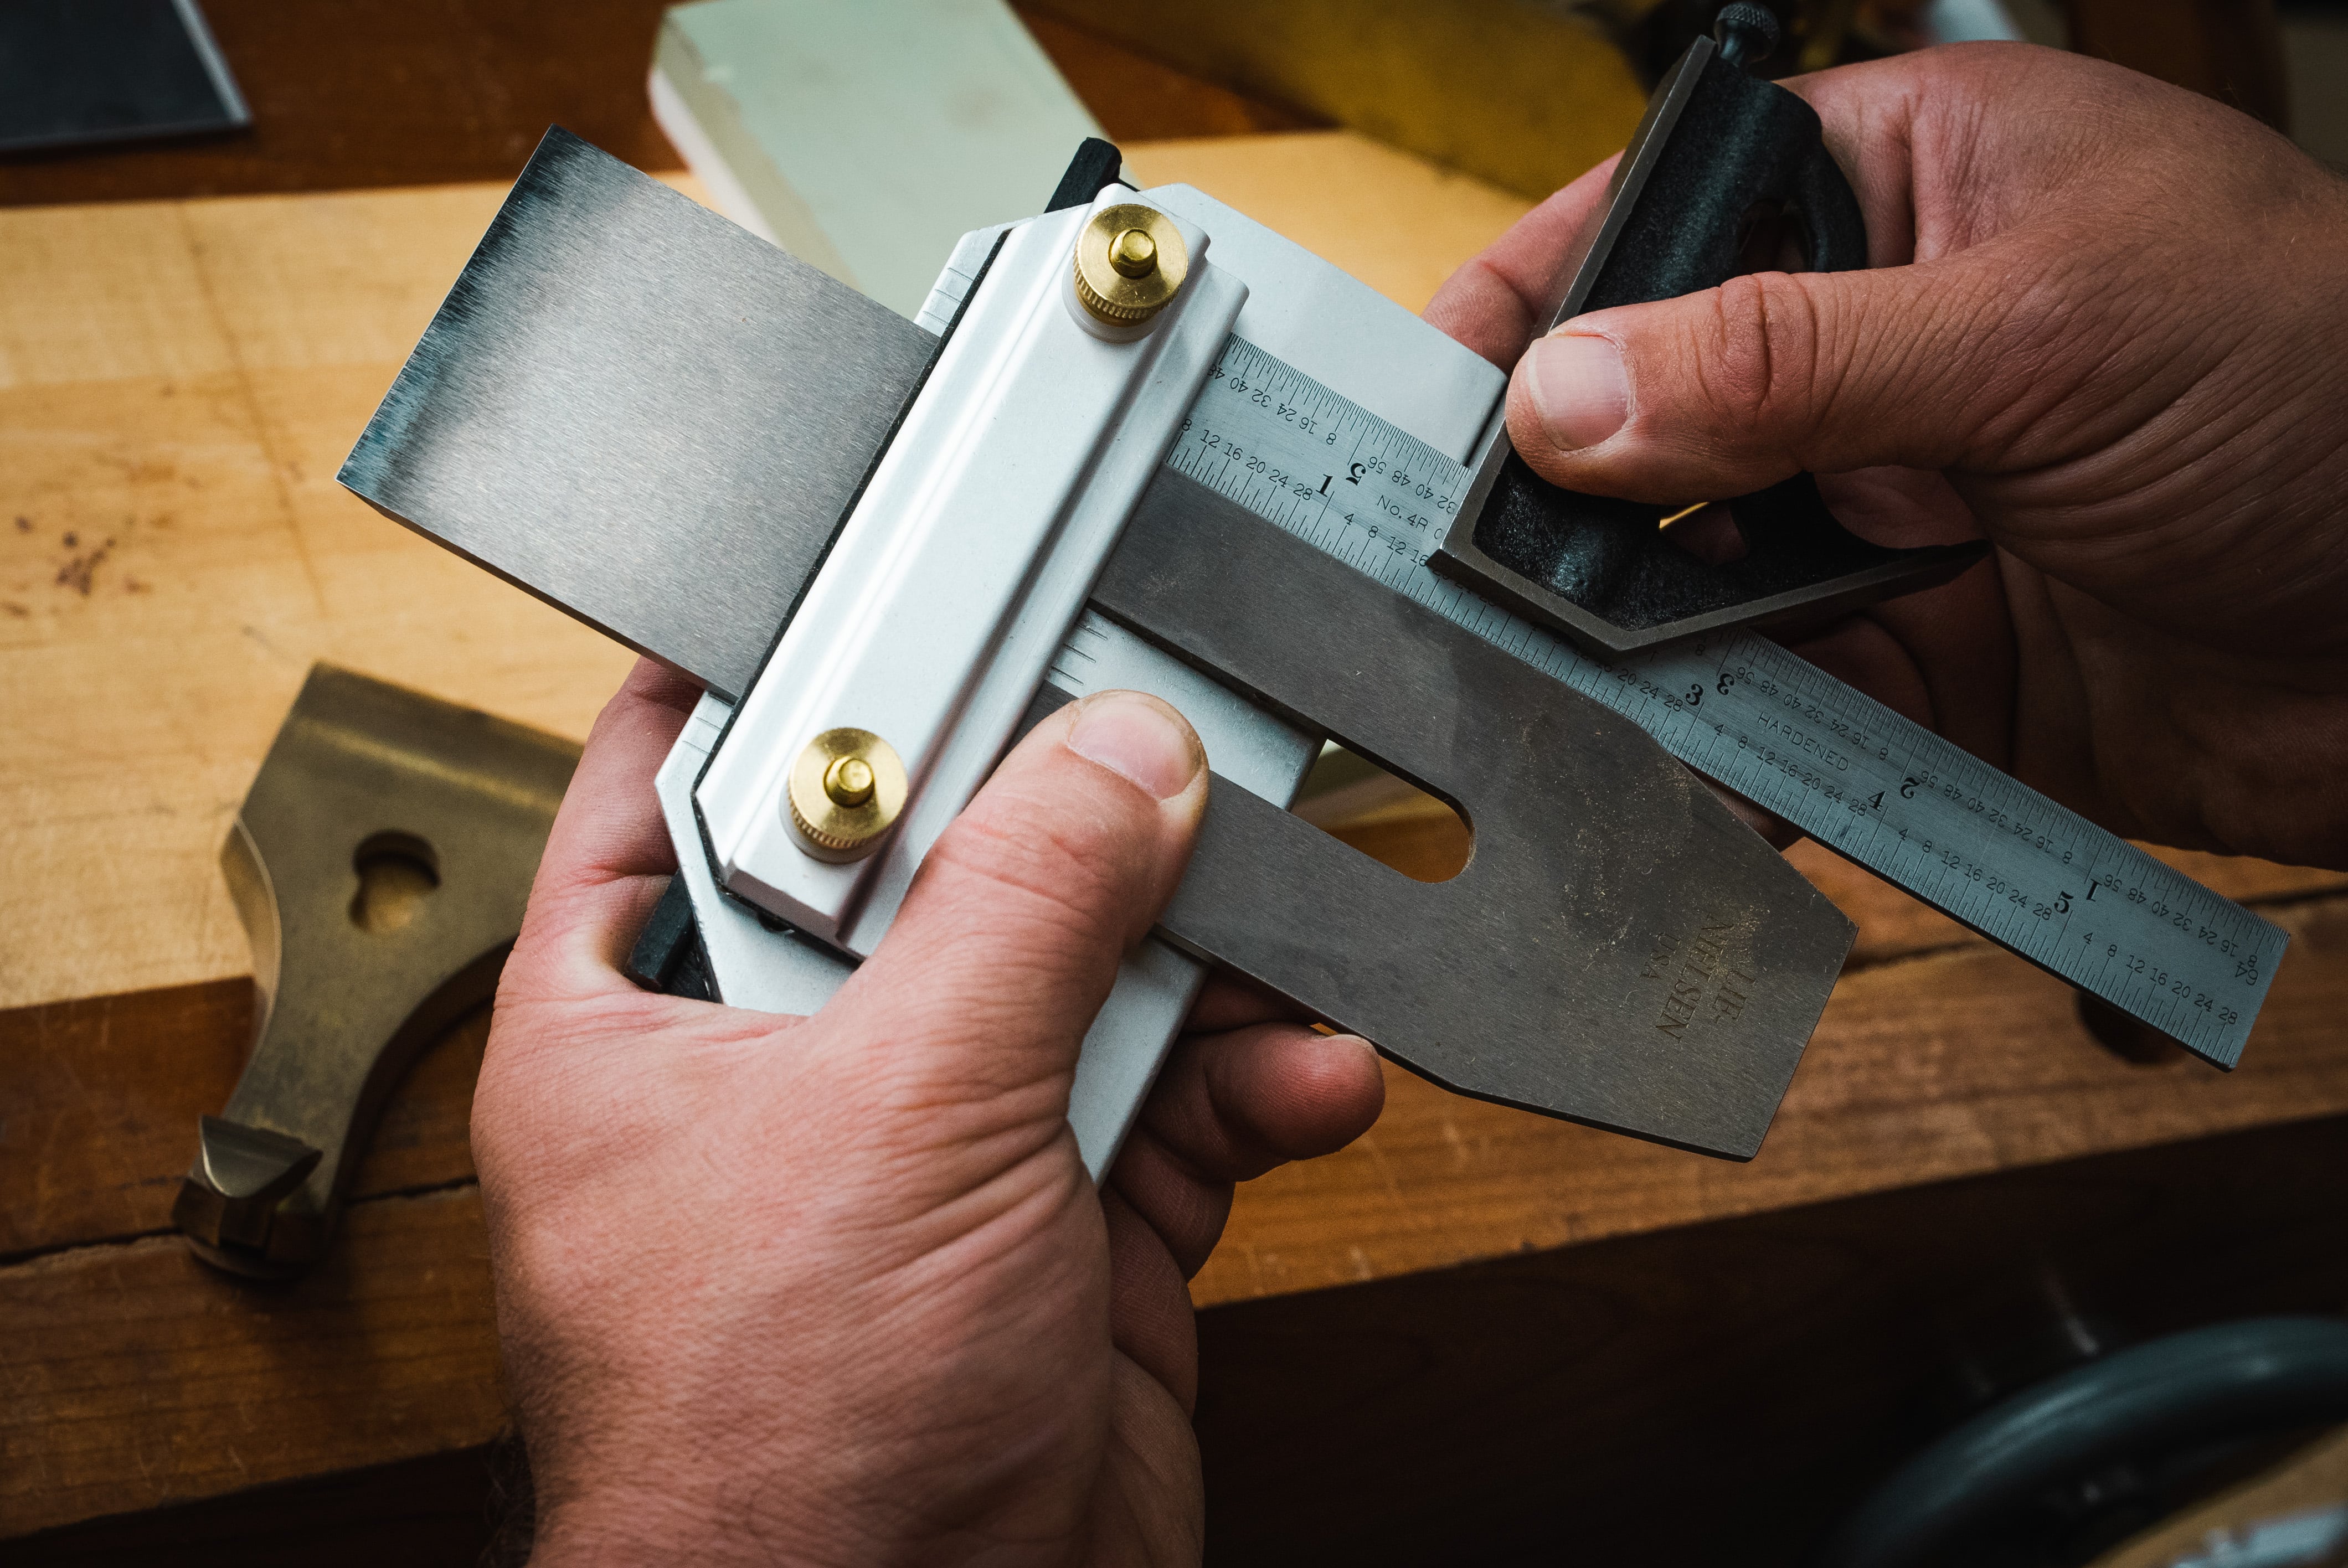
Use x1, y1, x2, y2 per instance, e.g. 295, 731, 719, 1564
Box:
5, 6, 2345, 1564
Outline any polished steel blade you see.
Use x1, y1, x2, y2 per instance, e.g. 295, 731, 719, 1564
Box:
339, 128, 936, 700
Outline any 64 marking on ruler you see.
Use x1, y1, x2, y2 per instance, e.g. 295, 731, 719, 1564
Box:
1166, 336, 2286, 1067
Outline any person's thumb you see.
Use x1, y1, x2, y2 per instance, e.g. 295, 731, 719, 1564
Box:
817, 689, 1208, 1116
1508, 261, 2000, 503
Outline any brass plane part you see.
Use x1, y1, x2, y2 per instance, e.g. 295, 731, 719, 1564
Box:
172, 666, 577, 1276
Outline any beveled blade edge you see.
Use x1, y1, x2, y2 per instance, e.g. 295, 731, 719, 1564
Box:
339, 127, 936, 700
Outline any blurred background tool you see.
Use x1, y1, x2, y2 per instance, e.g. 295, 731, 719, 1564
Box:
1824, 1317, 2348, 1568
650, 0, 1103, 316
1589, 0, 2042, 82
1023, 0, 1651, 199
0, 0, 248, 156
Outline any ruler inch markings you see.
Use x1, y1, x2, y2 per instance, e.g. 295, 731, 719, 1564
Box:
1162, 336, 2286, 1066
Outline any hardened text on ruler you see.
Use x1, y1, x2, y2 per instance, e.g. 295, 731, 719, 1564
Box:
1165, 335, 2285, 1066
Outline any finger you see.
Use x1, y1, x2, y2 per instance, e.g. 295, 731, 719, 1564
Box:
1422, 155, 1620, 367
504, 658, 702, 1003
1143, 1023, 1384, 1184
1501, 47, 2238, 506
1101, 1188, 1199, 1410
543, 658, 701, 885
1502, 250, 2032, 504
1495, 48, 2059, 503
1113, 1023, 1384, 1276
1182, 973, 1313, 1035
822, 690, 1208, 1104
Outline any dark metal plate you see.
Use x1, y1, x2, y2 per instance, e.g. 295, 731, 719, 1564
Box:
1099, 471, 1856, 1159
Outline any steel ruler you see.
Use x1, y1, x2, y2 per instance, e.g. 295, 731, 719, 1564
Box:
1166, 334, 2287, 1067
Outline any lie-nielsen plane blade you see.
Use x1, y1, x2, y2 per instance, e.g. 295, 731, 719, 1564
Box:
343, 110, 1861, 1169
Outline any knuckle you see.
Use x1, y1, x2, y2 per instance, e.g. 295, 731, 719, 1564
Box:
1695, 271, 1827, 446
925, 793, 1140, 946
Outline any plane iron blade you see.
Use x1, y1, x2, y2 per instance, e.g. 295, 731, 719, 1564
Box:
1094, 471, 1857, 1158
339, 127, 937, 700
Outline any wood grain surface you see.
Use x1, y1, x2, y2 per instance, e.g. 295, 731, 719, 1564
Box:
0, 179, 640, 1012
1, 1189, 501, 1538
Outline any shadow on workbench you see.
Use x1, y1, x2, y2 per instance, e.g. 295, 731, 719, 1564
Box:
17, 1112, 2348, 1565
11, 1443, 501, 1566
1195, 1111, 2348, 1566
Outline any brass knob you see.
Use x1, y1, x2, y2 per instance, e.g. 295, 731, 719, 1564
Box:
787, 729, 907, 862
1109, 227, 1157, 278
1073, 203, 1188, 328
822, 755, 876, 809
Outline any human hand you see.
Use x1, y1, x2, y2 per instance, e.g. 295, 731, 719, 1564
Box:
472, 661, 1384, 1565
1425, 43, 2348, 868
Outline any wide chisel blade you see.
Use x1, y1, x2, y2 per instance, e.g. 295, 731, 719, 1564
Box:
340, 128, 936, 701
